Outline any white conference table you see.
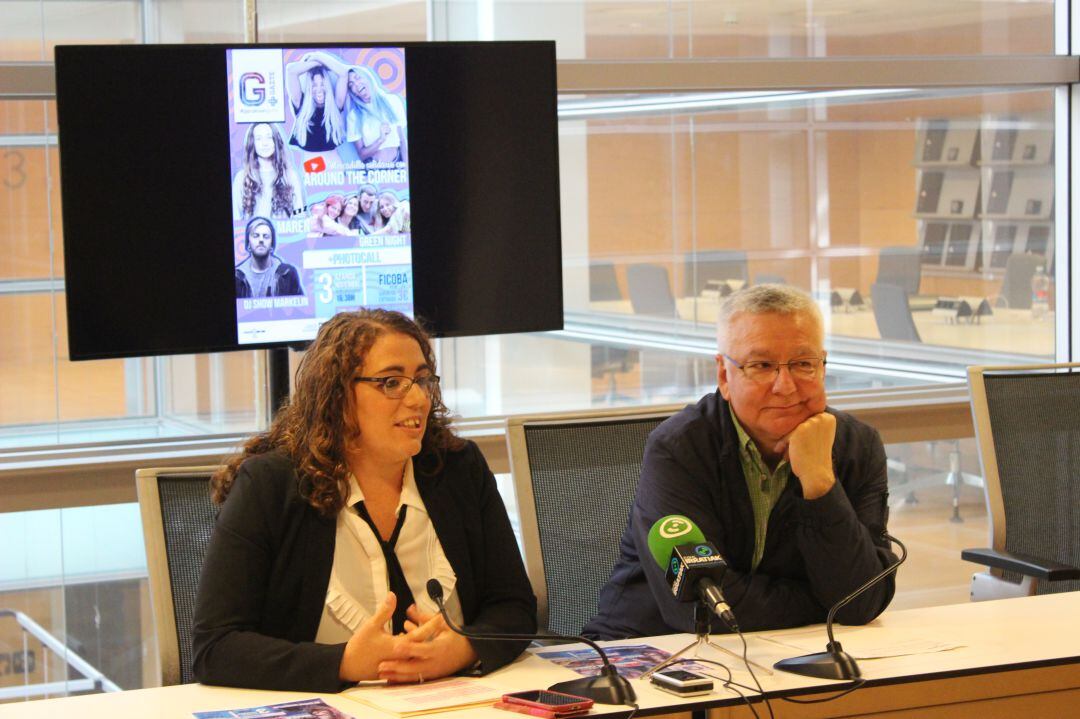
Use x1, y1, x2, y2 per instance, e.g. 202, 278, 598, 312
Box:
591, 298, 1055, 358
2, 592, 1078, 718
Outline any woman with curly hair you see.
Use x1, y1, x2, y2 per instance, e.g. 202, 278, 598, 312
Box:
193, 310, 536, 691
232, 122, 304, 220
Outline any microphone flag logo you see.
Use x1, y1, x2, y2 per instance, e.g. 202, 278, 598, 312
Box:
658, 516, 693, 539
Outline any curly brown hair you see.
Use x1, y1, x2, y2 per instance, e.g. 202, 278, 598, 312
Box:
210, 309, 463, 516
240, 122, 297, 219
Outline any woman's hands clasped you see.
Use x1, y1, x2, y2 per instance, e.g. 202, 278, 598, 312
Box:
338, 592, 479, 684
377, 604, 479, 684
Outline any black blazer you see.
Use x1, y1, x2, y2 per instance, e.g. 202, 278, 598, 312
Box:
192, 441, 537, 691
585, 391, 896, 640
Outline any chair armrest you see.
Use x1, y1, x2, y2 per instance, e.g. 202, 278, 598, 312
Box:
961, 547, 1080, 581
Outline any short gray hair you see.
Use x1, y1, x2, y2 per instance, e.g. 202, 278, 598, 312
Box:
716, 284, 823, 352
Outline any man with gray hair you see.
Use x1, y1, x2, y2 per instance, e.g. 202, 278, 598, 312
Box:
585, 285, 896, 639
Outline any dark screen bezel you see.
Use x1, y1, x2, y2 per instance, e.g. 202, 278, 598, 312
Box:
55, 41, 562, 360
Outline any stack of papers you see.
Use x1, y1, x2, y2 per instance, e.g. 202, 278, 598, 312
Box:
341, 677, 507, 716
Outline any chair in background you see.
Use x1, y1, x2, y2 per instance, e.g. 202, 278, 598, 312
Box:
871, 282, 921, 342
587, 263, 637, 401
588, 262, 623, 303
638, 350, 715, 403
870, 283, 984, 517
755, 273, 786, 286
682, 250, 749, 298
996, 252, 1044, 309
964, 365, 1080, 600
626, 264, 677, 317
590, 343, 638, 403
506, 407, 679, 635
136, 466, 220, 685
875, 246, 922, 296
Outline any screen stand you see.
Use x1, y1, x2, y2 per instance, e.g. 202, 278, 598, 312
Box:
268, 348, 291, 421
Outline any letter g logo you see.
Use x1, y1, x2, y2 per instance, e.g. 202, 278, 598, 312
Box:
240, 72, 266, 106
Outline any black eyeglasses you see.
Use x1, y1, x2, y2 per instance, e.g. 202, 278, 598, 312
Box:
722, 354, 826, 383
353, 374, 440, 399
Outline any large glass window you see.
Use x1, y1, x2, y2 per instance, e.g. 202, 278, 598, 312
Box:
0, 3, 261, 447
554, 86, 1062, 410
588, 1, 1057, 59
254, 1, 426, 43
425, 0, 1055, 58
0, 503, 152, 700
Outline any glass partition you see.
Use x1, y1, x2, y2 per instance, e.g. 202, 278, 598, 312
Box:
425, 0, 1056, 58
254, 0, 426, 43
562, 86, 1060, 407
0, 3, 259, 447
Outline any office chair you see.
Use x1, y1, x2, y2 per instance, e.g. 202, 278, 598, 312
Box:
626, 264, 677, 317
874, 246, 923, 296
590, 343, 638, 404
506, 407, 680, 635
587, 264, 638, 401
871, 283, 921, 342
964, 364, 1080, 600
682, 250, 749, 298
755, 273, 786, 286
589, 262, 623, 303
995, 252, 1044, 310
870, 287, 987, 517
136, 466, 220, 685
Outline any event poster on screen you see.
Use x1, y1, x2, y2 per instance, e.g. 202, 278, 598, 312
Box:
225, 47, 413, 345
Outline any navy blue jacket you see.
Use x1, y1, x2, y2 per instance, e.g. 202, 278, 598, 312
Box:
192, 442, 536, 691
584, 391, 896, 639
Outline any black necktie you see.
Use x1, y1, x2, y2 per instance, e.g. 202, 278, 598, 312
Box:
354, 502, 416, 634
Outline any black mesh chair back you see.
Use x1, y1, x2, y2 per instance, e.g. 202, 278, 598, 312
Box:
682, 250, 749, 297
136, 466, 219, 685
589, 262, 623, 302
871, 282, 921, 342
1000, 253, 1044, 309
507, 408, 679, 635
626, 264, 677, 317
968, 367, 1080, 596
875, 246, 922, 296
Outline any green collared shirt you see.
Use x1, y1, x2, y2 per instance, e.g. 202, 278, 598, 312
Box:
730, 406, 791, 572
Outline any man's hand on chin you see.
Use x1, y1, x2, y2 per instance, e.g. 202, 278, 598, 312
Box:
775, 394, 836, 500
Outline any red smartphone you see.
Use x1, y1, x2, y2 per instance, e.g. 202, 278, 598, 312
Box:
494, 700, 590, 718
498, 689, 594, 717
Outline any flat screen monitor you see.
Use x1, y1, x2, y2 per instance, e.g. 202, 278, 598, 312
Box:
55, 41, 562, 360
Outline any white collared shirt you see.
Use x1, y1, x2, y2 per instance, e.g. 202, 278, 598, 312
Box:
315, 459, 464, 643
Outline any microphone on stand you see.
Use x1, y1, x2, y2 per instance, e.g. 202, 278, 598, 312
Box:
773, 532, 908, 681
424, 579, 635, 705
646, 515, 738, 628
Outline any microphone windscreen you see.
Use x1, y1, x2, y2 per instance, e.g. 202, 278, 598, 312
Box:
646, 515, 706, 568
426, 578, 444, 602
